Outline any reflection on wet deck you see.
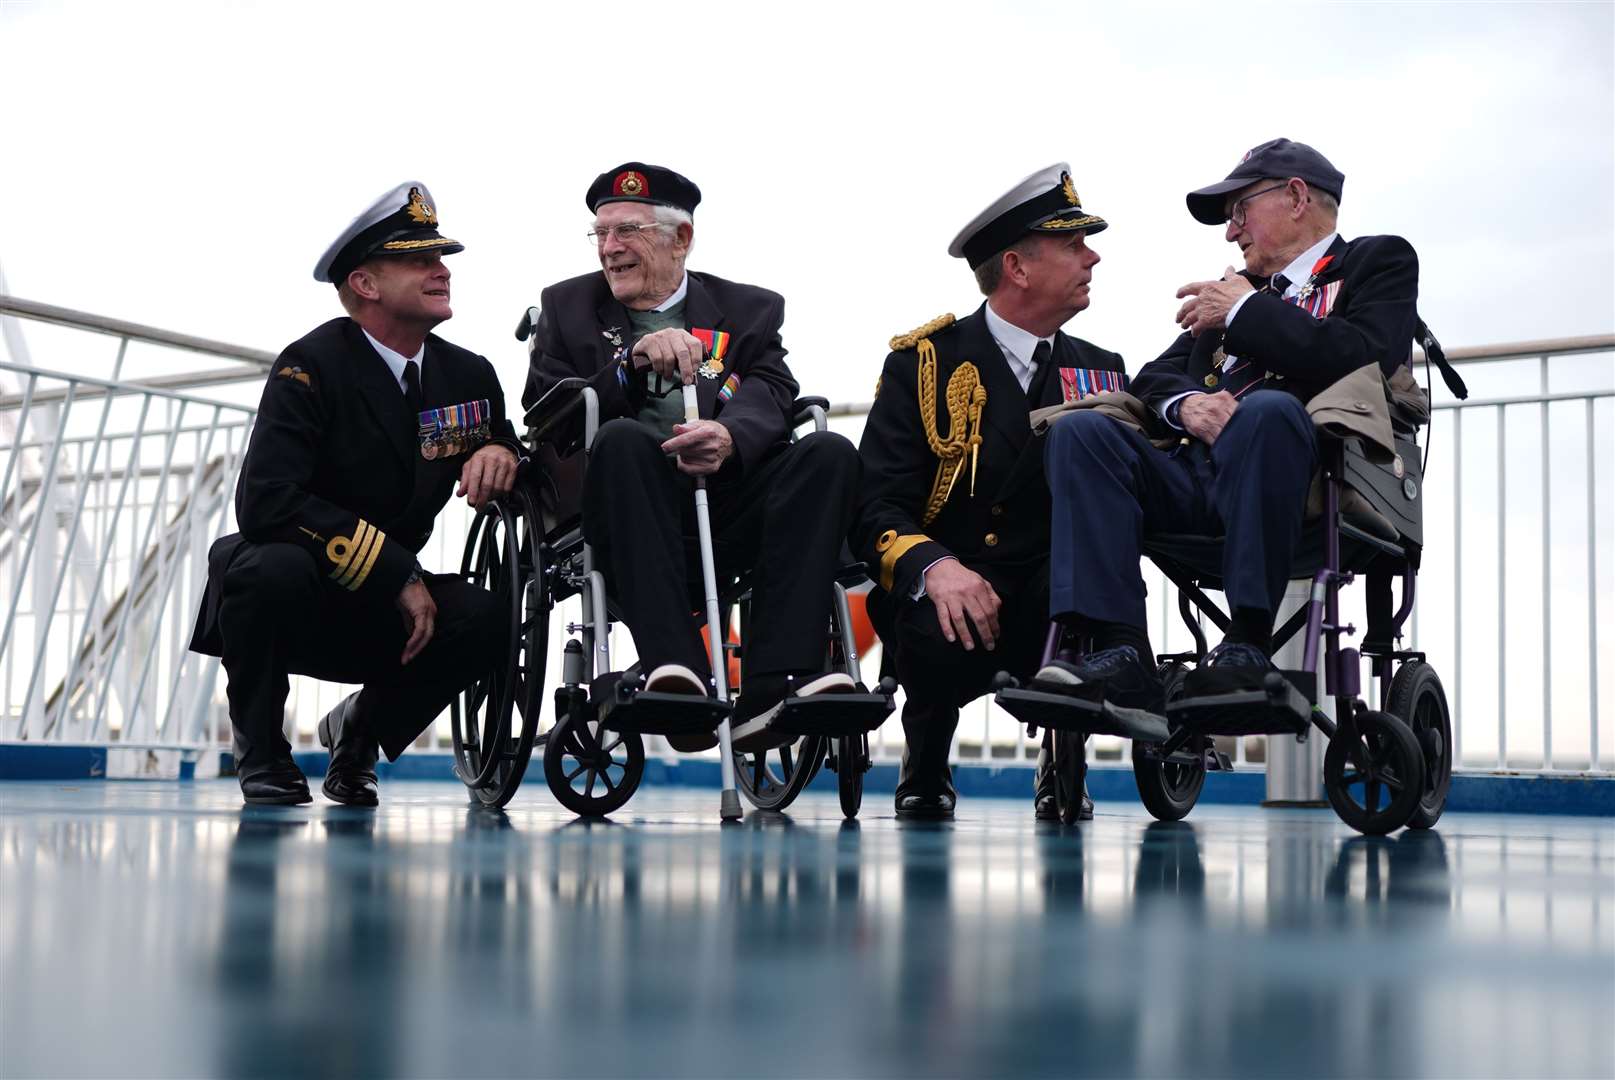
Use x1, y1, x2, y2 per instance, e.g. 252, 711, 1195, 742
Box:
2, 783, 1610, 1078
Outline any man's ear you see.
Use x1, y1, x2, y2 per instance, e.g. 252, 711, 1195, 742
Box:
346, 266, 381, 301
673, 222, 694, 252
1002, 249, 1031, 290
1287, 179, 1310, 219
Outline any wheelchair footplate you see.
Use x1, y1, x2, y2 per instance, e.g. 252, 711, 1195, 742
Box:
1165, 668, 1316, 738
592, 672, 731, 738
766, 683, 896, 739
993, 679, 1171, 743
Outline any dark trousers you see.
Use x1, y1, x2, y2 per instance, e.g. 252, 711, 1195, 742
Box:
215, 540, 504, 774
582, 420, 862, 679
877, 562, 1051, 801
1046, 390, 1317, 628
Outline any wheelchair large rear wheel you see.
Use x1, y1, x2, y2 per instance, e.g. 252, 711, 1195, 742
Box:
1387, 661, 1452, 830
1323, 708, 1425, 836
451, 492, 548, 808
543, 712, 644, 817
1132, 737, 1206, 821
735, 736, 826, 812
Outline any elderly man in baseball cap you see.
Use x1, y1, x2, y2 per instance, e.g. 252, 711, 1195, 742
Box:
1037, 138, 1420, 706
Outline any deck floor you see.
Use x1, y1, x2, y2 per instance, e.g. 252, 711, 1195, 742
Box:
2, 780, 1611, 1078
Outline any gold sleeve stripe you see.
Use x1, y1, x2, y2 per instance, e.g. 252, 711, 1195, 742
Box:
325, 523, 363, 579
336, 521, 378, 589
347, 525, 387, 591
878, 533, 933, 592
329, 520, 375, 590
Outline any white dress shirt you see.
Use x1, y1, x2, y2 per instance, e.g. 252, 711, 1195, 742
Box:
653, 272, 689, 313
361, 328, 425, 394
1162, 231, 1339, 428
984, 301, 1055, 393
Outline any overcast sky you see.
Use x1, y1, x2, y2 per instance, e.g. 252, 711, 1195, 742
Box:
2, 0, 1612, 403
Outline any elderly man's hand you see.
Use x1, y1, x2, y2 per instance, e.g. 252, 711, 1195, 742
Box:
457, 444, 518, 510
923, 558, 1001, 652
1175, 267, 1254, 337
1180, 391, 1239, 445
661, 420, 733, 476
632, 327, 705, 385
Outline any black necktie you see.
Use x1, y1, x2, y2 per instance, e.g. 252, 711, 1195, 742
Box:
1027, 340, 1054, 403
403, 360, 424, 415
1269, 273, 1291, 296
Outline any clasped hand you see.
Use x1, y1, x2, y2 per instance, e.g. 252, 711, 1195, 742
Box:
923, 558, 1000, 652
662, 420, 732, 476
1175, 266, 1254, 337
457, 444, 518, 510
632, 327, 705, 385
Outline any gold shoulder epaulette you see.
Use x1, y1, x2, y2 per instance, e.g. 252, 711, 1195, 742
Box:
889, 313, 956, 352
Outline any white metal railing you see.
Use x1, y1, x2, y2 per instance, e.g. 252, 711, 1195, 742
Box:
3, 291, 1609, 780
0, 295, 265, 756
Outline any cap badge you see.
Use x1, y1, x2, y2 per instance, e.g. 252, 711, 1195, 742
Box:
614, 170, 648, 197
405, 187, 438, 226
1061, 172, 1079, 207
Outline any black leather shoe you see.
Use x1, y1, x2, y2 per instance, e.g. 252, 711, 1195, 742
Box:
240, 769, 311, 805
1203, 641, 1272, 669
1080, 784, 1095, 821
318, 694, 380, 808
1034, 646, 1164, 711
895, 792, 955, 819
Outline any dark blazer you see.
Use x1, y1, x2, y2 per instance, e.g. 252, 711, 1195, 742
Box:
190, 317, 519, 654
521, 270, 799, 476
1131, 234, 1420, 413
853, 304, 1126, 602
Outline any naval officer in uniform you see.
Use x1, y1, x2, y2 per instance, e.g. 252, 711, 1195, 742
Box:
522, 162, 863, 753
1038, 138, 1421, 700
190, 182, 521, 806
853, 164, 1126, 819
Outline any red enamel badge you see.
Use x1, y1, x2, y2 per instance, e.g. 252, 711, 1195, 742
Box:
613, 170, 649, 198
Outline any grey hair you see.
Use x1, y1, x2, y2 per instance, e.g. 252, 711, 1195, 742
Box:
651, 203, 694, 255
972, 235, 1042, 296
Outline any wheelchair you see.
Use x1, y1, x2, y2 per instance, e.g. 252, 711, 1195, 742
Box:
996, 353, 1460, 836
445, 310, 894, 818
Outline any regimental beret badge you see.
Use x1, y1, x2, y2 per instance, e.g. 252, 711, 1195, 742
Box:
614, 170, 648, 198
405, 186, 438, 226
276, 366, 311, 387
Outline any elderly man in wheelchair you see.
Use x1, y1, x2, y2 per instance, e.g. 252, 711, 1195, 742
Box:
997, 138, 1462, 834
451, 161, 889, 818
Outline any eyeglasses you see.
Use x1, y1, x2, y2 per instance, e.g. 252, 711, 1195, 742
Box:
1227, 183, 1290, 226
585, 221, 670, 245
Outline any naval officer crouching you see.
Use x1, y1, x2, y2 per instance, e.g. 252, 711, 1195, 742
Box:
189, 182, 521, 806
852, 164, 1126, 819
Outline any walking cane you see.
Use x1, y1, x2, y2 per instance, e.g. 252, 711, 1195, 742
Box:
684, 382, 744, 820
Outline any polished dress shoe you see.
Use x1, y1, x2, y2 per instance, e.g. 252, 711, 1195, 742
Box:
895, 792, 955, 819
240, 769, 312, 805
318, 693, 380, 808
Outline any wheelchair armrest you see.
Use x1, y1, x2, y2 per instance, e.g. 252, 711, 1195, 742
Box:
514, 305, 541, 342
523, 378, 593, 448
791, 396, 831, 434
835, 561, 870, 587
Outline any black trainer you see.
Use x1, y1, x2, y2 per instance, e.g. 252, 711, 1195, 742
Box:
1203, 641, 1272, 669
1033, 645, 1164, 711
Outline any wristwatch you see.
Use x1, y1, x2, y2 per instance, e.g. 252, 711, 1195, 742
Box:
404, 560, 424, 587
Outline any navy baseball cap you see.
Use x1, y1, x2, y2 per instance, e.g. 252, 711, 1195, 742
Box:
1186, 138, 1345, 225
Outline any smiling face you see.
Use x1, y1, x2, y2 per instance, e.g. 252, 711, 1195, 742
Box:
594, 201, 689, 310
364, 251, 453, 327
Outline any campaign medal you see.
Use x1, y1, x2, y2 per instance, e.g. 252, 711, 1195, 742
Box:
1058, 367, 1128, 403
691, 328, 730, 380
602, 326, 624, 349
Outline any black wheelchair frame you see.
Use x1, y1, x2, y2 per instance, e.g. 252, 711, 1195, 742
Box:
448, 343, 893, 818
996, 424, 1455, 837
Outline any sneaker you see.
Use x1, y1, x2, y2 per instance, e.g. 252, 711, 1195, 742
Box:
1033, 645, 1163, 711
1203, 641, 1272, 669
731, 671, 855, 754
642, 664, 717, 752
644, 663, 708, 696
